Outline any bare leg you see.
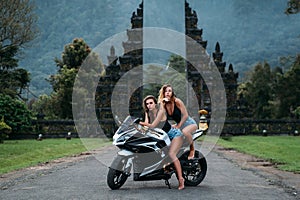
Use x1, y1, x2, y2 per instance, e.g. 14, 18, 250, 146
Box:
182, 124, 197, 159
169, 137, 184, 190
174, 159, 184, 190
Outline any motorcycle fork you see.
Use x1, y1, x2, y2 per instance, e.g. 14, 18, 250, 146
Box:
123, 157, 133, 176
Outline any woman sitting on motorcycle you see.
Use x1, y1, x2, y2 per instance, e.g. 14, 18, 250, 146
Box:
140, 95, 185, 190
158, 84, 198, 160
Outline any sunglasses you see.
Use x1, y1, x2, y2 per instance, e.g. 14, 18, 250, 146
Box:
146, 102, 154, 105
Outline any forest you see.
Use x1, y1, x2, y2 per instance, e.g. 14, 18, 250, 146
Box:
18, 0, 300, 95
1, 0, 300, 140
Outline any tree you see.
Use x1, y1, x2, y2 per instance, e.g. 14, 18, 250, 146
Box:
48, 38, 103, 119
244, 62, 273, 119
143, 57, 187, 101
240, 55, 300, 119
167, 54, 186, 74
0, 0, 38, 98
0, 43, 31, 98
275, 54, 300, 118
0, 0, 38, 50
31, 94, 60, 120
285, 0, 300, 14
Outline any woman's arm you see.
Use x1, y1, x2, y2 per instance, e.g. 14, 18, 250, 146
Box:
140, 104, 165, 128
174, 98, 188, 128
144, 112, 149, 123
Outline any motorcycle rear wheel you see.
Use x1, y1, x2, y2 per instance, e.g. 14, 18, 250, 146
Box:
107, 156, 131, 190
181, 150, 207, 186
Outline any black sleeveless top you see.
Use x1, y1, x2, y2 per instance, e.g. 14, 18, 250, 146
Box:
147, 111, 171, 133
166, 103, 181, 124
158, 120, 171, 133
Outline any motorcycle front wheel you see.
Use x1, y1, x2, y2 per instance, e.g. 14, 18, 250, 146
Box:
180, 150, 207, 186
107, 155, 132, 190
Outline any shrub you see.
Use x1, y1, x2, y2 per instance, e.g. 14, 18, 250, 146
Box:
0, 94, 32, 135
0, 116, 12, 143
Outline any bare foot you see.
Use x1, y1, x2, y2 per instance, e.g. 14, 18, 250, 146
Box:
188, 150, 195, 160
178, 178, 185, 190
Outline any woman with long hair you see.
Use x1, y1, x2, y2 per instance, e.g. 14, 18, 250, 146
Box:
158, 84, 198, 160
140, 95, 185, 190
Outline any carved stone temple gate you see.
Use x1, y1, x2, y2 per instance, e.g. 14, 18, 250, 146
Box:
96, 1, 238, 138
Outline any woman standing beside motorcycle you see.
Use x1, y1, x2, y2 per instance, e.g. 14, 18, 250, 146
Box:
140, 95, 185, 190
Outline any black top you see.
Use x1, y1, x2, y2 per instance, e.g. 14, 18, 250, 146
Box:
166, 103, 181, 124
147, 111, 171, 133
159, 120, 171, 133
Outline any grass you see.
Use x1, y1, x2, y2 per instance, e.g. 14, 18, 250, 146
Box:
2, 136, 299, 175
0, 138, 111, 175
217, 136, 300, 173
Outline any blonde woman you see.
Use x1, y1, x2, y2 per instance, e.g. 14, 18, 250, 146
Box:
158, 84, 197, 160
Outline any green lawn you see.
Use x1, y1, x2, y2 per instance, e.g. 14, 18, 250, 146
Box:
1, 136, 299, 175
0, 138, 111, 175
217, 136, 300, 173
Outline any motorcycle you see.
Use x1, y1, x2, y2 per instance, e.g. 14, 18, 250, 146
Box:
107, 115, 208, 190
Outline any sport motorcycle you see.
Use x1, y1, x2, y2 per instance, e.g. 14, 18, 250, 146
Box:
107, 115, 208, 190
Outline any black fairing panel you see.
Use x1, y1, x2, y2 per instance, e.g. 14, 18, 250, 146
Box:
125, 135, 164, 153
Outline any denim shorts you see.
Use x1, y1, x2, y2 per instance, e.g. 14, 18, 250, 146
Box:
167, 128, 183, 140
180, 117, 197, 129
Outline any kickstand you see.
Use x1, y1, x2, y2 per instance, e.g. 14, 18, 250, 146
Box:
165, 179, 171, 189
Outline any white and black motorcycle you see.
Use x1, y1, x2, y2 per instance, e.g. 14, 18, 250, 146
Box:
107, 115, 208, 190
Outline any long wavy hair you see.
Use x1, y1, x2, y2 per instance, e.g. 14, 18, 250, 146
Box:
158, 84, 176, 103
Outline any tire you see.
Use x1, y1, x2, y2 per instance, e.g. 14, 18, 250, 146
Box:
180, 150, 207, 186
107, 156, 131, 190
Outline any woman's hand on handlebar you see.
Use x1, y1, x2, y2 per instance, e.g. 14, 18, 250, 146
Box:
139, 121, 148, 127
137, 122, 149, 133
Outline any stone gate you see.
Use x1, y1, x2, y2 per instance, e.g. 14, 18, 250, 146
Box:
96, 1, 238, 138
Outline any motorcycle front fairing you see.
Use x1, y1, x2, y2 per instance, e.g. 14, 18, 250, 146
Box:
113, 116, 171, 153
116, 129, 169, 153
113, 116, 136, 145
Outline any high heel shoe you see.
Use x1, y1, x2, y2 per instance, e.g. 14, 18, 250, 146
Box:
178, 178, 185, 190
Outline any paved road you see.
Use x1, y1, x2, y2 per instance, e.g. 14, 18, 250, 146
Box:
0, 145, 298, 200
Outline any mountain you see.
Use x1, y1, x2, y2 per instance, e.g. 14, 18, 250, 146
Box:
20, 0, 141, 96
19, 0, 300, 96
192, 0, 300, 80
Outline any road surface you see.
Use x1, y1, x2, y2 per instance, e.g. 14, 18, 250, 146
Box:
0, 145, 298, 200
